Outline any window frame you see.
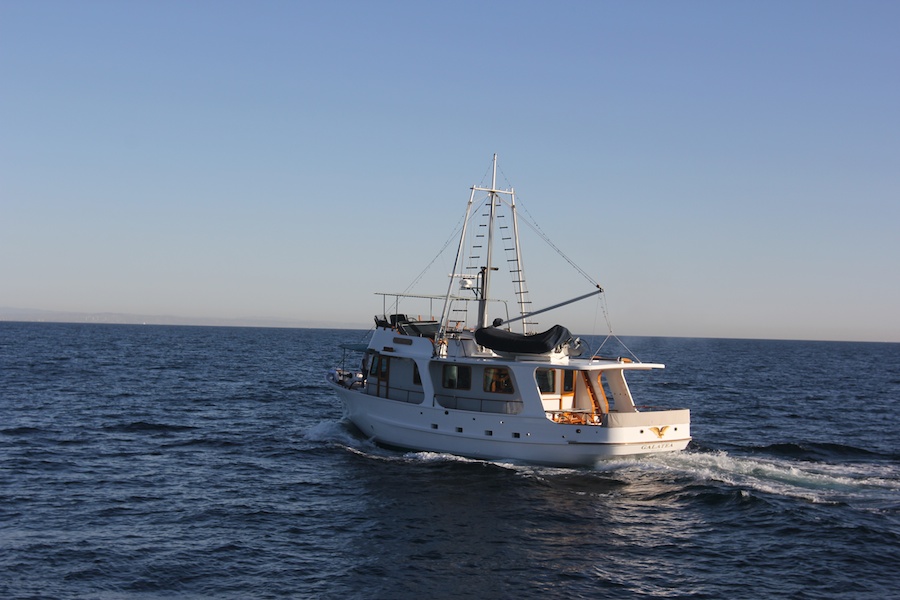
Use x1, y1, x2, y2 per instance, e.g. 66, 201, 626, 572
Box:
442, 364, 471, 390
535, 368, 556, 394
483, 367, 515, 394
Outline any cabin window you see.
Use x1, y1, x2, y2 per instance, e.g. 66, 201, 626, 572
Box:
366, 353, 392, 400
563, 370, 575, 393
535, 368, 556, 393
371, 354, 389, 379
484, 367, 514, 394
413, 363, 422, 385
442, 365, 471, 390
369, 355, 379, 379
435, 365, 522, 415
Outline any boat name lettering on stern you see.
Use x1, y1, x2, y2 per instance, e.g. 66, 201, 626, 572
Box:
640, 443, 676, 450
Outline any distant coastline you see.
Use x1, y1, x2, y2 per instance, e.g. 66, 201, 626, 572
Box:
2, 307, 896, 343
0, 307, 367, 330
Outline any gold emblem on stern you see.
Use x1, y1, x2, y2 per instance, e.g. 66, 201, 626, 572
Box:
649, 426, 669, 439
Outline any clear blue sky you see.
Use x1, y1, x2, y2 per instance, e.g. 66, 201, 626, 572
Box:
2, 1, 898, 342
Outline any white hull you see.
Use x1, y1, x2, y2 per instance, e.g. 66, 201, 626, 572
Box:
330, 381, 690, 467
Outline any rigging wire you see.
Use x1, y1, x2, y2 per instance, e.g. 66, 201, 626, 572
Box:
477, 158, 495, 188
373, 202, 468, 324
514, 197, 601, 288
590, 292, 641, 362
595, 331, 641, 363
495, 168, 642, 362
401, 209, 467, 295
393, 193, 491, 321
495, 161, 600, 287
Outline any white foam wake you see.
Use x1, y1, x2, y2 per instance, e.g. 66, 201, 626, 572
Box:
303, 420, 361, 446
619, 450, 900, 506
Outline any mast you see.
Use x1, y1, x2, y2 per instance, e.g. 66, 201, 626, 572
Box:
477, 154, 499, 329
441, 154, 526, 336
508, 188, 530, 333
438, 187, 477, 339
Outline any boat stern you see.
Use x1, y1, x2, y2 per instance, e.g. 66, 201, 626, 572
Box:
602, 408, 691, 454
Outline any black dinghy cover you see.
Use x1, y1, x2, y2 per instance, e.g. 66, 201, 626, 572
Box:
474, 325, 573, 354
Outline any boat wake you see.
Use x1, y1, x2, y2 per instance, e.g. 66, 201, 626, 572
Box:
598, 449, 900, 509
303, 421, 377, 450
306, 420, 897, 513
402, 451, 496, 465
307, 419, 540, 468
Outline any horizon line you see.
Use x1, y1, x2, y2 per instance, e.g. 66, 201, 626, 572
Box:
1, 307, 895, 344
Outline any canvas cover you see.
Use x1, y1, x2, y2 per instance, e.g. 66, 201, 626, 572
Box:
474, 324, 573, 354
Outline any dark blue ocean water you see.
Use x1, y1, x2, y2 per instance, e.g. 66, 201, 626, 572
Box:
1, 322, 898, 599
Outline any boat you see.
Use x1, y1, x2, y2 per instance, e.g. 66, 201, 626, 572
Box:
326, 155, 690, 466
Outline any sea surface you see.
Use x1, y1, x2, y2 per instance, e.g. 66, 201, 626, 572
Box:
1, 322, 898, 599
